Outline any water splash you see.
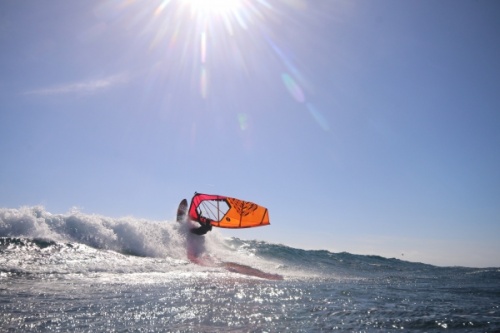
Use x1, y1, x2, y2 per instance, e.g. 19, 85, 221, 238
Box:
0, 206, 291, 278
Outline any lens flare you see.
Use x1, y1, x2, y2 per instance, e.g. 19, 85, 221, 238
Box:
306, 103, 330, 132
200, 67, 208, 98
281, 73, 304, 103
96, 0, 331, 133
200, 31, 207, 63
238, 113, 248, 130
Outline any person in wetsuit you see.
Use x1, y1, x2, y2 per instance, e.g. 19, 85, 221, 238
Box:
190, 216, 212, 235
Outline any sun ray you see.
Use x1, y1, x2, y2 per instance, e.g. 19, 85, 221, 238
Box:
184, 0, 242, 14
96, 0, 331, 132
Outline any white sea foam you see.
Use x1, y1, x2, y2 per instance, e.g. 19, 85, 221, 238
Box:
0, 206, 185, 258
0, 206, 292, 279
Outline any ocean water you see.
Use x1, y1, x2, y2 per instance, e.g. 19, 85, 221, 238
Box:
1, 206, 499, 332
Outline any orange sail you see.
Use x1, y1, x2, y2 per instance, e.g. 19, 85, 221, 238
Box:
188, 193, 270, 228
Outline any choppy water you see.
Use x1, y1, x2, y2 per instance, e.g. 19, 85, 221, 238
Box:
1, 206, 499, 332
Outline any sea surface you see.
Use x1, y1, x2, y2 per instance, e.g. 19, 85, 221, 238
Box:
1, 206, 499, 332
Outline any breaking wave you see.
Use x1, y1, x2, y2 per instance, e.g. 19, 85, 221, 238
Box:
0, 206, 288, 279
1, 206, 498, 281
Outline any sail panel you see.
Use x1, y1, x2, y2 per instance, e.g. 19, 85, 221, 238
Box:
188, 193, 270, 229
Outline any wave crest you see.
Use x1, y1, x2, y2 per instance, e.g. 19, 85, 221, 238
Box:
0, 206, 183, 258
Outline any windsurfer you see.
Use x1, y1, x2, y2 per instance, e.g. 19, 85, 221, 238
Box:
190, 216, 212, 235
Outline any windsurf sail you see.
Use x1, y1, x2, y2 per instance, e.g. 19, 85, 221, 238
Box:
188, 193, 270, 229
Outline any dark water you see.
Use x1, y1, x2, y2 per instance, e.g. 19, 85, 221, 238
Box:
1, 207, 499, 332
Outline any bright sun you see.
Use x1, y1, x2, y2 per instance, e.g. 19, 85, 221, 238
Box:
185, 0, 242, 13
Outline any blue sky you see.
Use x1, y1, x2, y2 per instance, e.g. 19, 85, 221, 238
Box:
1, 0, 499, 267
